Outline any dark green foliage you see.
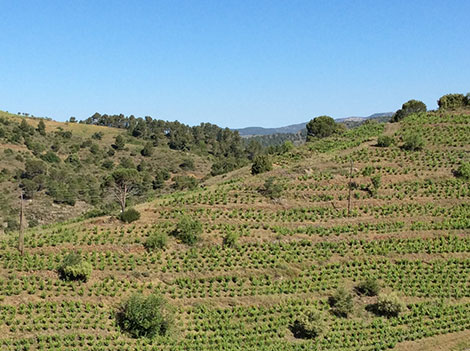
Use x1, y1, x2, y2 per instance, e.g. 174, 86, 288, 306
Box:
120, 208, 141, 223
102, 160, 114, 169
260, 177, 283, 199
173, 175, 198, 190
92, 131, 103, 140
291, 310, 325, 339
41, 151, 61, 163
21, 179, 39, 199
211, 157, 242, 176
179, 158, 195, 171
392, 100, 427, 122
19, 119, 35, 135
172, 216, 202, 245
455, 162, 470, 181
245, 139, 262, 160
37, 120, 46, 136
65, 154, 81, 167
372, 293, 404, 317
376, 135, 393, 147
58, 253, 92, 282
438, 93, 467, 110
145, 232, 168, 251
153, 169, 170, 189
113, 135, 126, 150
356, 278, 381, 296
328, 287, 354, 317
402, 134, 424, 151
371, 175, 382, 190
83, 113, 246, 169
117, 293, 172, 338
23, 160, 47, 179
306, 116, 341, 140
141, 142, 154, 157
251, 155, 272, 175
47, 181, 77, 206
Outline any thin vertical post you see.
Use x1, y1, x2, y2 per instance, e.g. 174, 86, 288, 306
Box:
347, 160, 353, 216
18, 191, 25, 256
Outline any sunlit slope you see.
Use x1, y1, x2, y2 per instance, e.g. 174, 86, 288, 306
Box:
1, 111, 470, 350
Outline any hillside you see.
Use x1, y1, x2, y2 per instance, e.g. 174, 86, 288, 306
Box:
1, 108, 470, 350
235, 112, 393, 136
0, 110, 237, 230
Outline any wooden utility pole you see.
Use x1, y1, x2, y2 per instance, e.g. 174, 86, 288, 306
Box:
347, 160, 353, 216
18, 191, 25, 256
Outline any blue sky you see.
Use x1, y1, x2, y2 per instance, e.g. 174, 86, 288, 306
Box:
0, 1, 469, 128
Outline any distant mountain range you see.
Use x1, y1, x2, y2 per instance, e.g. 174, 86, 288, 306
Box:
235, 112, 393, 136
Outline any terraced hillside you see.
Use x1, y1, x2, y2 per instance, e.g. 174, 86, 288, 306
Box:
1, 110, 470, 350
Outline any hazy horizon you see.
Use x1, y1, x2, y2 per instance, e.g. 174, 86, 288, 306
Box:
1, 1, 469, 128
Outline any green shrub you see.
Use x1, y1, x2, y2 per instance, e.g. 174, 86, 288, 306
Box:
373, 293, 405, 317
455, 162, 470, 181
145, 232, 168, 251
141, 142, 154, 157
306, 115, 342, 140
172, 216, 202, 245
41, 151, 61, 163
376, 135, 393, 147
438, 93, 467, 110
117, 293, 172, 338
251, 155, 272, 175
173, 175, 198, 190
261, 177, 283, 199
356, 278, 380, 296
328, 287, 354, 317
223, 230, 239, 248
371, 175, 382, 190
179, 158, 195, 171
58, 253, 92, 282
120, 208, 141, 223
402, 134, 424, 151
391, 99, 427, 122
290, 309, 325, 339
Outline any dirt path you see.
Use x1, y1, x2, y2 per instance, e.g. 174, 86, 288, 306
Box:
394, 330, 470, 351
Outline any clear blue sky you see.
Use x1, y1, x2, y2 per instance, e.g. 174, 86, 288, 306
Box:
1, 1, 469, 128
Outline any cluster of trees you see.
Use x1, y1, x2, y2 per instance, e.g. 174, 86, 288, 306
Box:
438, 93, 470, 110
82, 113, 247, 175
291, 279, 404, 340
392, 100, 427, 122
306, 116, 345, 141
392, 92, 470, 123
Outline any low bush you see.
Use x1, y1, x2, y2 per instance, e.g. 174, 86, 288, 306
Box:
455, 162, 470, 181
251, 155, 272, 175
328, 287, 354, 317
120, 208, 141, 223
117, 293, 172, 338
172, 216, 202, 245
58, 253, 92, 282
290, 309, 325, 339
356, 278, 380, 296
402, 134, 424, 151
376, 135, 393, 147
145, 232, 168, 251
223, 230, 239, 248
373, 293, 405, 317
260, 177, 283, 199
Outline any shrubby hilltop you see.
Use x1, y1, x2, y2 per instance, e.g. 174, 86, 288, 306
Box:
1, 92, 470, 350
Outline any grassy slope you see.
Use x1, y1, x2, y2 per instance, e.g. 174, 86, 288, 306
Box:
1, 111, 470, 350
0, 111, 212, 227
